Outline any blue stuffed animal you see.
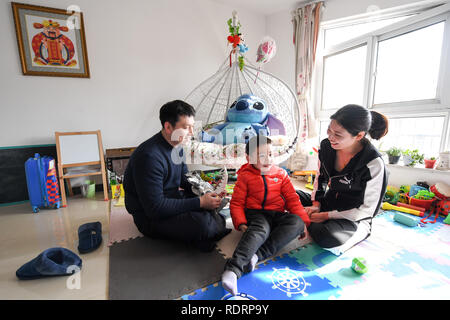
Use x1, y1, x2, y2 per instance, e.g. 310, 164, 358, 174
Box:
200, 94, 286, 145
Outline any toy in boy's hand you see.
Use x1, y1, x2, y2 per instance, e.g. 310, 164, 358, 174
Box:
199, 94, 286, 145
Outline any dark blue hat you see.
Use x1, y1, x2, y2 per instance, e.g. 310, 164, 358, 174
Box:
16, 247, 82, 280
77, 221, 102, 254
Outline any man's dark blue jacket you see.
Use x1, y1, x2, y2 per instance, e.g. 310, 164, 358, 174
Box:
123, 132, 200, 226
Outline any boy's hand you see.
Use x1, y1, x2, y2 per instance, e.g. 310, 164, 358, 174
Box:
200, 192, 221, 210
298, 225, 309, 240
238, 224, 248, 232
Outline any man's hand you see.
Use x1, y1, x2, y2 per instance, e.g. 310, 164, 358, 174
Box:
218, 190, 227, 198
199, 192, 222, 210
238, 224, 248, 232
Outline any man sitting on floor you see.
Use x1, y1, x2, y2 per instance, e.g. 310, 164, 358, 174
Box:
123, 100, 231, 251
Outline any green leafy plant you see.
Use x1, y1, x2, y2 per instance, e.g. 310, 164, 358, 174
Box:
402, 149, 424, 167
386, 147, 402, 157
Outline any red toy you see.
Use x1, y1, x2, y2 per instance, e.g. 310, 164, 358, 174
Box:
421, 183, 450, 224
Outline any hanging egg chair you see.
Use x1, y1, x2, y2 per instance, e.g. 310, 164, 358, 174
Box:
184, 12, 300, 168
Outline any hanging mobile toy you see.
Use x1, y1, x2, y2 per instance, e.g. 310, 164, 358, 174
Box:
227, 11, 248, 70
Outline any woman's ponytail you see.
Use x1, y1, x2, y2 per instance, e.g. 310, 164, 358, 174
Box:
369, 111, 389, 140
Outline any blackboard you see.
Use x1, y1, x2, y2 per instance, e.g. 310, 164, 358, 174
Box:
0, 145, 57, 205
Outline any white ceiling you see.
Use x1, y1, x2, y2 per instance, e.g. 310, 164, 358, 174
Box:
209, 0, 312, 16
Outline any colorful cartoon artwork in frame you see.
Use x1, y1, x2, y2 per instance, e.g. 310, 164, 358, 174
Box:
11, 2, 90, 78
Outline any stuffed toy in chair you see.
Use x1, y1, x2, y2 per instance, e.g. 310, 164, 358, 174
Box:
200, 94, 286, 145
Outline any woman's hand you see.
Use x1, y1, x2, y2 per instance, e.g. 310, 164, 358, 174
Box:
309, 212, 329, 223
304, 205, 320, 216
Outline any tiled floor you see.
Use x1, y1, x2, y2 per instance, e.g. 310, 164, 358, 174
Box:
0, 193, 110, 300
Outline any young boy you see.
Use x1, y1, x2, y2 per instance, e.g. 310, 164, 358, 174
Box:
222, 135, 311, 295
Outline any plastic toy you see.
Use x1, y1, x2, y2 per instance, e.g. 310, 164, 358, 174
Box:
381, 202, 422, 217
225, 184, 235, 195
430, 182, 450, 200
384, 186, 400, 204
395, 202, 425, 214
399, 185, 410, 194
409, 185, 427, 197
398, 193, 409, 204
412, 190, 435, 200
393, 212, 418, 227
444, 214, 450, 225
199, 94, 286, 145
351, 257, 368, 274
422, 199, 450, 224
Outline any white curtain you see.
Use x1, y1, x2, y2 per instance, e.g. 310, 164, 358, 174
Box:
289, 2, 324, 170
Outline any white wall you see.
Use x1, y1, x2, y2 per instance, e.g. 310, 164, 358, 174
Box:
0, 0, 266, 149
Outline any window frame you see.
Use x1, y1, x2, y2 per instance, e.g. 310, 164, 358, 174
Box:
313, 1, 450, 152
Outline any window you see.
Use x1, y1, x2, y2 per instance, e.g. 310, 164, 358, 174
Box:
324, 15, 413, 48
316, 3, 450, 155
379, 116, 445, 157
374, 22, 445, 104
322, 45, 366, 110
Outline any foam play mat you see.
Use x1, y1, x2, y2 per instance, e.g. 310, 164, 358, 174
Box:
182, 211, 450, 300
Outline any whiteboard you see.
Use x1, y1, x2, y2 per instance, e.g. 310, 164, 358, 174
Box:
59, 134, 100, 165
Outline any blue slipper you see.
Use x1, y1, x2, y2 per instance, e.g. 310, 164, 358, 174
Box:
16, 247, 82, 280
77, 221, 102, 254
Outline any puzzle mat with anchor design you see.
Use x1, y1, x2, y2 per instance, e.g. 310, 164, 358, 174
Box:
182, 211, 450, 300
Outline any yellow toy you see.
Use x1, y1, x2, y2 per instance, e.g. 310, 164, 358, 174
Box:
398, 193, 409, 204
381, 202, 422, 217
112, 184, 125, 207
292, 170, 316, 190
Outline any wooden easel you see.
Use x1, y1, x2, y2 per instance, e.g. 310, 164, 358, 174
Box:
55, 130, 109, 207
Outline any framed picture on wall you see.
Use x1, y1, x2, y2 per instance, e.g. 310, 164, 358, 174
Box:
11, 2, 90, 78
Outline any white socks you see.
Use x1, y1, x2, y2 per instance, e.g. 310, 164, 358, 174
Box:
222, 270, 238, 296
222, 254, 259, 296
248, 254, 258, 272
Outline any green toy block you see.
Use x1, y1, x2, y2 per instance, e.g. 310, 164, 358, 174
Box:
351, 257, 368, 274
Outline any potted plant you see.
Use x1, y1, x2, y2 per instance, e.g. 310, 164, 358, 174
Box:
424, 156, 437, 169
402, 149, 424, 167
386, 147, 402, 164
